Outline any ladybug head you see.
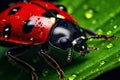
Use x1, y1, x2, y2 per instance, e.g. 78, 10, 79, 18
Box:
49, 20, 89, 55
72, 36, 89, 55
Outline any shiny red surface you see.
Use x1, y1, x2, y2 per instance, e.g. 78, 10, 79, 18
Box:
0, 1, 76, 45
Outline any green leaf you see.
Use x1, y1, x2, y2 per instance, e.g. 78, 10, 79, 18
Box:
0, 0, 120, 80
39, 0, 120, 80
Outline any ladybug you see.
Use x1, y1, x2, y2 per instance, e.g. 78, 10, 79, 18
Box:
0, 0, 115, 80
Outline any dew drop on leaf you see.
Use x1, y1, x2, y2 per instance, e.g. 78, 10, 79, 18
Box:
68, 6, 74, 14
109, 13, 115, 17
84, 9, 94, 19
92, 20, 97, 24
97, 29, 103, 35
99, 61, 106, 67
116, 54, 120, 62
89, 38, 93, 41
113, 25, 118, 29
68, 73, 77, 80
118, 58, 120, 62
90, 68, 100, 74
42, 68, 50, 77
106, 30, 112, 35
96, 68, 100, 72
106, 43, 113, 49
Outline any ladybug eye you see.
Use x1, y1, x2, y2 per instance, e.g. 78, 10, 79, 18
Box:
23, 20, 35, 34
9, 6, 21, 15
3, 24, 11, 38
56, 5, 67, 12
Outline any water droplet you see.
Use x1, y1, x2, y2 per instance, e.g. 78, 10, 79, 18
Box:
89, 38, 93, 41
106, 43, 113, 49
116, 54, 120, 62
85, 9, 94, 19
68, 6, 74, 14
92, 20, 97, 24
99, 61, 106, 67
113, 25, 118, 29
90, 68, 100, 74
68, 73, 77, 80
109, 13, 114, 17
96, 68, 100, 72
42, 68, 50, 77
96, 48, 100, 51
83, 4, 88, 10
106, 30, 112, 35
2, 19, 6, 22
118, 58, 120, 62
97, 29, 103, 35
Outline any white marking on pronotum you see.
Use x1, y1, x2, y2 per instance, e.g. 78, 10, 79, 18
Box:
57, 14, 65, 19
54, 27, 70, 38
50, 17, 56, 23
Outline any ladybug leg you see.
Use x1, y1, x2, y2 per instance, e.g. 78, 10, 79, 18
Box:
5, 46, 38, 80
39, 50, 64, 80
82, 28, 115, 40
67, 48, 73, 62
38, 48, 64, 80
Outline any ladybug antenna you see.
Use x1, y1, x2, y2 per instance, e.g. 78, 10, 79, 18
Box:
79, 46, 97, 56
87, 35, 115, 41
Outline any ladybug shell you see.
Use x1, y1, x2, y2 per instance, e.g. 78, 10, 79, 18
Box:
0, 1, 76, 45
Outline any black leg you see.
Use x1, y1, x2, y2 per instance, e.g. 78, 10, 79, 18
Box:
82, 28, 115, 40
38, 46, 64, 80
6, 46, 38, 80
67, 48, 73, 62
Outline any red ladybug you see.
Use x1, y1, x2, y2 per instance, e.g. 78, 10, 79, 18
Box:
0, 0, 114, 80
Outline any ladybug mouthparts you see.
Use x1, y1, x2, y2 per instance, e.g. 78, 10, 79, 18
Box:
72, 37, 89, 55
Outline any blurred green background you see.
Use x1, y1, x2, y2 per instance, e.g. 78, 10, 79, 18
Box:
0, 0, 120, 80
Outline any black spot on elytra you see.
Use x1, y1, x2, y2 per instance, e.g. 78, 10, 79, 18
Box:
42, 9, 59, 18
23, 20, 35, 34
9, 6, 21, 15
3, 24, 11, 38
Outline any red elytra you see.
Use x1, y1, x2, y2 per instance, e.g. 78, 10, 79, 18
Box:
0, 1, 76, 45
